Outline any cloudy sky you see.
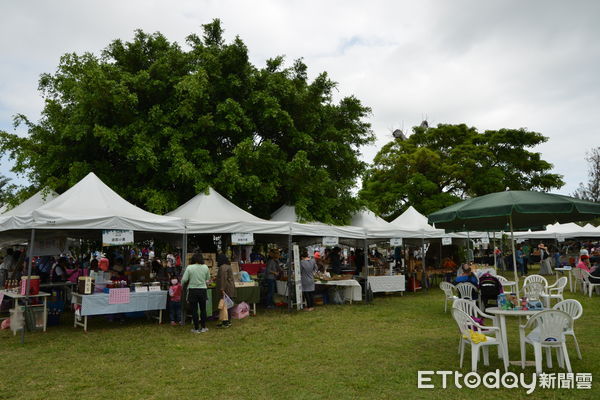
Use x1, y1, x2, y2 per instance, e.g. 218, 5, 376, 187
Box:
1, 0, 598, 195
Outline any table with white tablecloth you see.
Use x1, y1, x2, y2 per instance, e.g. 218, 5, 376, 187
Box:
72, 290, 167, 331
368, 275, 405, 294
276, 279, 363, 304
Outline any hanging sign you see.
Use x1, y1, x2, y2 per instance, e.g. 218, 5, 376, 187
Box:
322, 236, 339, 246
32, 238, 68, 256
442, 237, 452, 245
480, 237, 490, 244
556, 235, 565, 243
102, 230, 134, 247
390, 238, 403, 246
231, 232, 254, 245
494, 232, 503, 239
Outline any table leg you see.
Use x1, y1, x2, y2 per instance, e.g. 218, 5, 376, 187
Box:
568, 270, 573, 293
499, 315, 509, 363
43, 297, 47, 332
252, 303, 256, 316
84, 316, 88, 332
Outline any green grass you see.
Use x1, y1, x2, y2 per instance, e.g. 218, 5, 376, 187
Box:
1, 267, 599, 400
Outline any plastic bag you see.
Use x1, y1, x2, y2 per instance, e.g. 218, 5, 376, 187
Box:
231, 302, 250, 319
223, 293, 234, 309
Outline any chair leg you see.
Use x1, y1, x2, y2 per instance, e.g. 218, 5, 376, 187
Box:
459, 340, 465, 368
444, 298, 447, 313
562, 343, 572, 373
458, 336, 462, 354
571, 333, 582, 360
556, 347, 564, 369
534, 344, 543, 375
520, 337, 527, 369
482, 345, 490, 366
545, 347, 553, 369
471, 344, 479, 372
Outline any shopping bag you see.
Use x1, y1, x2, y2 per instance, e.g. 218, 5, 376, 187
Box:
223, 293, 234, 309
231, 302, 250, 319
219, 304, 228, 322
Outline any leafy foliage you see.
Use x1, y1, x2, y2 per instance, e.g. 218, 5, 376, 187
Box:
0, 20, 373, 223
573, 147, 600, 203
360, 123, 564, 218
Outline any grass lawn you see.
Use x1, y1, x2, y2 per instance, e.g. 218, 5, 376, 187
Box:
1, 266, 599, 400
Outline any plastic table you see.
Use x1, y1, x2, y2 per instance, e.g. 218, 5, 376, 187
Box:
486, 307, 546, 365
0, 290, 51, 332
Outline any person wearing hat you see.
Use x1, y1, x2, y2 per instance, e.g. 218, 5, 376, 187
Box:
216, 253, 236, 327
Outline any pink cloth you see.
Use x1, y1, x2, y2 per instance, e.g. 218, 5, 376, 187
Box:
168, 284, 182, 302
577, 261, 591, 273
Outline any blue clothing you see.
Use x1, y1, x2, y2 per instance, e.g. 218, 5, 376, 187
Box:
454, 275, 478, 286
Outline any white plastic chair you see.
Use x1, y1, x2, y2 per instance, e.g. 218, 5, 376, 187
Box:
553, 299, 583, 360
523, 274, 549, 290
440, 282, 458, 313
522, 281, 546, 301
580, 270, 600, 297
456, 282, 479, 301
519, 310, 573, 374
571, 268, 587, 294
496, 275, 516, 291
452, 299, 501, 356
451, 308, 508, 372
540, 277, 568, 307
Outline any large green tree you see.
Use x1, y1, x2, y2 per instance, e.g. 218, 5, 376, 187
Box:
0, 20, 373, 223
360, 123, 564, 218
573, 147, 600, 203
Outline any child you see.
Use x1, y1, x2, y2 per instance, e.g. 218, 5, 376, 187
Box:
168, 278, 182, 326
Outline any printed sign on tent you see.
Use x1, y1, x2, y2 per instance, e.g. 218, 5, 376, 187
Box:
481, 237, 490, 244
556, 235, 566, 242
322, 237, 339, 246
442, 237, 452, 245
231, 232, 254, 245
102, 230, 134, 247
390, 238, 403, 246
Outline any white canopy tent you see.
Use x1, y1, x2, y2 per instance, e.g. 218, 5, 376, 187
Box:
0, 173, 185, 233
270, 205, 365, 239
514, 222, 600, 239
0, 189, 58, 231
167, 187, 289, 235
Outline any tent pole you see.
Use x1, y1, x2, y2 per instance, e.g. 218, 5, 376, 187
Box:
364, 238, 370, 303
492, 232, 496, 268
180, 224, 188, 325
287, 234, 293, 312
509, 215, 519, 298
422, 237, 428, 291
21, 228, 36, 344
467, 231, 471, 263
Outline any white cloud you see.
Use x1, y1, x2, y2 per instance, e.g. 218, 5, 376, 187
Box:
0, 0, 598, 195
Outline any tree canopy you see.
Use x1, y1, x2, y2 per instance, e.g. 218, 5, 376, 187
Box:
359, 123, 564, 218
573, 147, 600, 203
0, 20, 373, 224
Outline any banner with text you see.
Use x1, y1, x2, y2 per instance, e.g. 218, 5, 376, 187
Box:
102, 230, 134, 247
231, 232, 254, 245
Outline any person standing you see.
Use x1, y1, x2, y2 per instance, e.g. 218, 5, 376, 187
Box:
522, 243, 531, 275
216, 254, 236, 328
182, 253, 211, 333
264, 249, 281, 309
168, 277, 183, 326
538, 243, 553, 275
330, 247, 342, 275
300, 251, 318, 311
516, 246, 525, 276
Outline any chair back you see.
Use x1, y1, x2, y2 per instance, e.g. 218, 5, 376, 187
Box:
523, 310, 572, 344
580, 269, 592, 283
552, 277, 568, 293
553, 299, 583, 321
452, 299, 481, 318
451, 308, 478, 340
572, 267, 585, 282
497, 275, 509, 284
456, 282, 478, 300
523, 281, 545, 300
523, 274, 548, 288
440, 282, 457, 298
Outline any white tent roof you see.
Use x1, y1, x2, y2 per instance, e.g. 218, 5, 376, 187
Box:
9, 173, 186, 233
350, 209, 391, 230
514, 221, 600, 239
168, 187, 289, 234
0, 189, 59, 230
385, 206, 446, 238
271, 205, 365, 239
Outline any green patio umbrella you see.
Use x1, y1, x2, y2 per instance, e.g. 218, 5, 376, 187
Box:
428, 191, 600, 297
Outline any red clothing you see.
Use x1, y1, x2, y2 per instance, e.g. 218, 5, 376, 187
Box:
169, 284, 182, 302
99, 257, 110, 272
